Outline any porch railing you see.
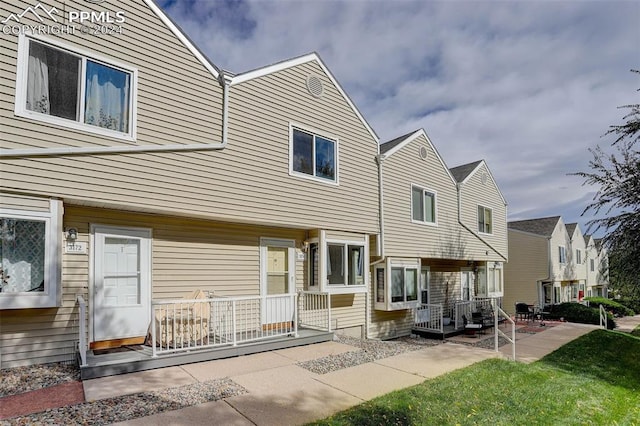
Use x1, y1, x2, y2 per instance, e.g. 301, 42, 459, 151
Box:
415, 304, 443, 333
151, 294, 298, 357
493, 300, 516, 361
298, 291, 331, 332
599, 304, 606, 329
76, 294, 88, 367
454, 298, 503, 330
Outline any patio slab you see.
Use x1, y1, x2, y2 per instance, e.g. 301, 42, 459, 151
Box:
112, 400, 253, 426
226, 364, 360, 426
315, 361, 425, 401
375, 343, 501, 378
180, 351, 294, 381
83, 366, 197, 401
273, 341, 358, 362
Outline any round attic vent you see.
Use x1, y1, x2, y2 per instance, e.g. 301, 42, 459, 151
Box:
306, 75, 324, 98
481, 173, 488, 184
419, 146, 429, 160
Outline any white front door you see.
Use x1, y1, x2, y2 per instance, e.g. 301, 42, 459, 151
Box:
93, 226, 151, 342
260, 238, 295, 325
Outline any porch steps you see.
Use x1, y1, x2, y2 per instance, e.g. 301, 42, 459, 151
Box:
80, 329, 333, 380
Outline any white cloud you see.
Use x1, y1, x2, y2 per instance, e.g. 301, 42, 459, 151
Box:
160, 0, 640, 235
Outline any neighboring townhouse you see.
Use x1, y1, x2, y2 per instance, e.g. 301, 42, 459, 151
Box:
368, 130, 508, 338
504, 216, 584, 313
565, 223, 587, 301
585, 235, 609, 298
1, 0, 379, 369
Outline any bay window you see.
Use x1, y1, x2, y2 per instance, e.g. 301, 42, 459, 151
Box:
375, 258, 421, 310
308, 233, 367, 294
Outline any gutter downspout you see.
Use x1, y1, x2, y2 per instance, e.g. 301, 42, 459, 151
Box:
456, 183, 507, 262
365, 154, 386, 340
0, 73, 233, 158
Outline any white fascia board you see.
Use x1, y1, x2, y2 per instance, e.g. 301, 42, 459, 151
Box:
231, 52, 379, 144
144, 0, 221, 80
383, 129, 457, 186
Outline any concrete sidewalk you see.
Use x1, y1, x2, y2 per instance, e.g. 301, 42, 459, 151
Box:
614, 314, 640, 333
89, 322, 598, 426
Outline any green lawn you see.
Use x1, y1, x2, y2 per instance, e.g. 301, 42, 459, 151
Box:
310, 330, 640, 426
632, 325, 640, 337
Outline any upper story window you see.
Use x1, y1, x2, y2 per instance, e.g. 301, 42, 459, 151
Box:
576, 249, 582, 264
478, 205, 493, 234
559, 246, 566, 264
590, 259, 595, 272
290, 126, 338, 183
411, 185, 436, 224
16, 36, 137, 140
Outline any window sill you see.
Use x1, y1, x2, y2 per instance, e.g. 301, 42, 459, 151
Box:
0, 292, 60, 310
324, 285, 368, 295
411, 219, 438, 227
289, 171, 339, 186
374, 300, 419, 311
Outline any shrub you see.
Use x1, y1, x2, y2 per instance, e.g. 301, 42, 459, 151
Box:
546, 303, 616, 329
583, 297, 635, 317
617, 298, 640, 314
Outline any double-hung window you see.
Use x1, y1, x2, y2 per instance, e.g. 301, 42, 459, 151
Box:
16, 36, 136, 139
478, 205, 493, 234
590, 259, 595, 272
290, 126, 337, 183
559, 246, 566, 264
411, 185, 436, 224
327, 243, 365, 286
575, 249, 582, 264
0, 202, 62, 309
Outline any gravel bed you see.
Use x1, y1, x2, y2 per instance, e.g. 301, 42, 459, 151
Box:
1, 378, 247, 426
0, 362, 80, 397
297, 334, 441, 374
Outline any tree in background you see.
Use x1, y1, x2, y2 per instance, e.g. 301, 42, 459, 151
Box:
575, 70, 639, 298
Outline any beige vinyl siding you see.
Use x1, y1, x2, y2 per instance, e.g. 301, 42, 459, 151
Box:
382, 134, 461, 259
458, 163, 508, 261
549, 220, 575, 282
369, 308, 413, 339
2, 11, 379, 235
0, 0, 222, 152
503, 230, 549, 314
0, 193, 51, 212
330, 293, 366, 335
585, 237, 598, 290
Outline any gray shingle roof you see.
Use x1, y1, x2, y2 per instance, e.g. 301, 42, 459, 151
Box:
379, 131, 417, 155
508, 216, 561, 237
565, 223, 577, 236
449, 160, 483, 183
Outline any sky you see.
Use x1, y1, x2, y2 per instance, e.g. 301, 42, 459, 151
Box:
159, 0, 640, 237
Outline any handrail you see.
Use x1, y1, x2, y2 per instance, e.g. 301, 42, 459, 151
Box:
76, 294, 88, 367
599, 304, 606, 329
493, 299, 516, 361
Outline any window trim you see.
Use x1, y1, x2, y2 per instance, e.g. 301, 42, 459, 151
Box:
374, 257, 421, 311
410, 184, 438, 226
15, 34, 138, 141
288, 123, 339, 185
559, 246, 567, 264
0, 202, 62, 309
575, 249, 582, 264
477, 205, 493, 235
307, 233, 368, 294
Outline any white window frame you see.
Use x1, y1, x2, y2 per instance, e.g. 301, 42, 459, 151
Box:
15, 34, 138, 141
411, 184, 437, 226
559, 246, 567, 264
0, 202, 62, 309
487, 262, 503, 296
575, 249, 582, 264
374, 257, 421, 311
590, 258, 595, 272
308, 233, 368, 294
289, 123, 339, 185
420, 266, 430, 305
477, 205, 493, 235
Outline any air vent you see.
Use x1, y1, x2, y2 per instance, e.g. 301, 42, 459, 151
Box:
419, 146, 428, 160
306, 75, 324, 98
481, 173, 488, 184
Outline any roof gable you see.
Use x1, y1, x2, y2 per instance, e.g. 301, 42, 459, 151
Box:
508, 216, 562, 237
230, 53, 378, 144
449, 160, 483, 183
379, 129, 457, 185
145, 0, 221, 79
